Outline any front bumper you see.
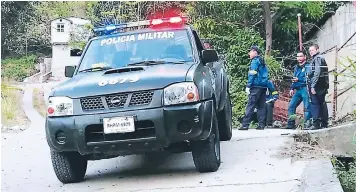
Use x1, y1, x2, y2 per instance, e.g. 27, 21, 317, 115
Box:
45, 100, 213, 156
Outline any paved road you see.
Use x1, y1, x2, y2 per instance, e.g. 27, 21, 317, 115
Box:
1, 85, 334, 192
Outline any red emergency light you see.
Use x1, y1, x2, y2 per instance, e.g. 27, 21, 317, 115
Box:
149, 16, 188, 29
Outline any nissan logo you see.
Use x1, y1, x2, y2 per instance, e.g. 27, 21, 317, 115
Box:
111, 97, 125, 105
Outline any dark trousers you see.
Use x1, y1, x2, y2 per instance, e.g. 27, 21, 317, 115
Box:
310, 88, 329, 128
251, 102, 274, 126
266, 102, 274, 126
242, 87, 267, 128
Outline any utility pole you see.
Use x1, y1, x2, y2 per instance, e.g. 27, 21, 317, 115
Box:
297, 13, 303, 51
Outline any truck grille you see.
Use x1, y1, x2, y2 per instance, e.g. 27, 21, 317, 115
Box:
85, 120, 155, 143
80, 97, 105, 111
129, 91, 154, 106
80, 91, 154, 111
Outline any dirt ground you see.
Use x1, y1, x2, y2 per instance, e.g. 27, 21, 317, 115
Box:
32, 88, 47, 117
275, 132, 332, 162
1, 86, 30, 131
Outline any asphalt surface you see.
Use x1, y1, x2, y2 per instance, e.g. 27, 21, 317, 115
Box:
1, 85, 342, 192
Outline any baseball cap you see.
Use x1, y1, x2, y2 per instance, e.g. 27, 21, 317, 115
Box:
250, 45, 262, 54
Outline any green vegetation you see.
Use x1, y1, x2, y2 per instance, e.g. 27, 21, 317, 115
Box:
332, 155, 356, 192
1, 84, 30, 128
1, 55, 38, 82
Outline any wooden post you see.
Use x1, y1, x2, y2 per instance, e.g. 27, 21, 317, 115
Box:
297, 13, 302, 51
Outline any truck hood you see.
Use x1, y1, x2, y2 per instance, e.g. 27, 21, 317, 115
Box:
51, 64, 194, 98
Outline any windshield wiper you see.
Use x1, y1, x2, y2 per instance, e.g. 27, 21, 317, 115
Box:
127, 60, 185, 66
127, 60, 165, 66
78, 66, 113, 73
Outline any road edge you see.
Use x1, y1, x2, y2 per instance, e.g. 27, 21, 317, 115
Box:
295, 159, 344, 192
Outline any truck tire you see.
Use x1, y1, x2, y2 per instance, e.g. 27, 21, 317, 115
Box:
218, 93, 232, 141
50, 151, 87, 183
191, 108, 221, 172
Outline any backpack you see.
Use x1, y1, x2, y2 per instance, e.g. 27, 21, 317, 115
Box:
257, 57, 269, 87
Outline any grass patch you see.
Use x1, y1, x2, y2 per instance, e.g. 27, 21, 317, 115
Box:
33, 88, 47, 117
1, 83, 30, 128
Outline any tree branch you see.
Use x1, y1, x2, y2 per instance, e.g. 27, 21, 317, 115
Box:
252, 19, 264, 27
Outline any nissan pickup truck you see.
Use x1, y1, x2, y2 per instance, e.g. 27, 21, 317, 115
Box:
46, 16, 232, 183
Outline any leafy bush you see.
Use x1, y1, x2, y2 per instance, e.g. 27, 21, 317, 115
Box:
333, 155, 356, 192
1, 55, 38, 81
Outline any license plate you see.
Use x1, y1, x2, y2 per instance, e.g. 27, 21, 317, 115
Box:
103, 116, 135, 134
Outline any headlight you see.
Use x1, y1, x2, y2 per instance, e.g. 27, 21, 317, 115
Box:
47, 97, 73, 117
163, 82, 199, 105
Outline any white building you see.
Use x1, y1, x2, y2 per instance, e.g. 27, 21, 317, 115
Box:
50, 17, 91, 78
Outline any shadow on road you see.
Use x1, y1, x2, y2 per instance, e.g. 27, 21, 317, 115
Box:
83, 151, 198, 182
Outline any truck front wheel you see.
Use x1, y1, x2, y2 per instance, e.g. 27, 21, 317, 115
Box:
50, 151, 87, 183
191, 108, 221, 172
218, 93, 233, 141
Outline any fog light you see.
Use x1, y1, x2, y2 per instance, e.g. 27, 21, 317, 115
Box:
55, 131, 67, 144
177, 121, 192, 134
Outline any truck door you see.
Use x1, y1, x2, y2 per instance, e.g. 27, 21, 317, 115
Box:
192, 31, 221, 103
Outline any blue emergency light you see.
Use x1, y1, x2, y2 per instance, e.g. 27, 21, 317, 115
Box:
93, 23, 128, 36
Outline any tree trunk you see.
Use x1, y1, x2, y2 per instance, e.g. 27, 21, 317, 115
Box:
261, 1, 272, 57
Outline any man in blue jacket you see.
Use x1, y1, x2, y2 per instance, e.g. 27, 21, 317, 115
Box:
287, 51, 311, 129
239, 46, 269, 130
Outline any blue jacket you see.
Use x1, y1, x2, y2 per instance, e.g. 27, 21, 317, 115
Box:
247, 56, 269, 88
290, 62, 311, 90
266, 80, 279, 102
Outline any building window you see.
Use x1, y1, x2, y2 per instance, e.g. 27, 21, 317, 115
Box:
57, 24, 64, 32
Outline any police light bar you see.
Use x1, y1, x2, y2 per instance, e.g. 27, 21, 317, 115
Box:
92, 16, 187, 36
93, 23, 128, 36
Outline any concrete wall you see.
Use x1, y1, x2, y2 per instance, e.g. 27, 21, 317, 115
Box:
306, 122, 356, 156
308, 2, 356, 119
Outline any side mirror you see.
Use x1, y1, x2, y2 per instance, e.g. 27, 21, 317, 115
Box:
65, 65, 76, 78
202, 49, 219, 64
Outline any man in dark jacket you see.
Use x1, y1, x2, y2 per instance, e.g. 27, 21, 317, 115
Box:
308, 44, 329, 129
287, 51, 311, 129
239, 46, 269, 130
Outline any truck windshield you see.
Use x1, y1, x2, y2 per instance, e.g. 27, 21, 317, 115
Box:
78, 29, 194, 71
